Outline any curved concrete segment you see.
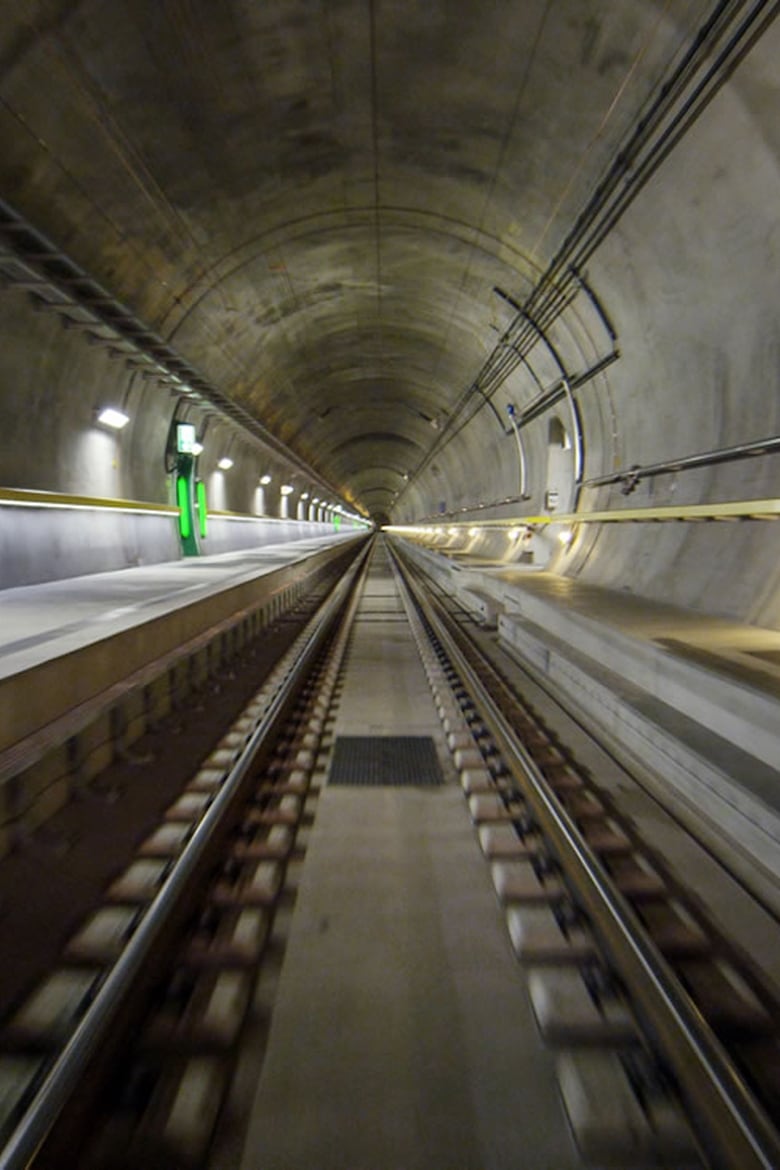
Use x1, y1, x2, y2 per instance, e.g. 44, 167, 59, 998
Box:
0, 3, 774, 628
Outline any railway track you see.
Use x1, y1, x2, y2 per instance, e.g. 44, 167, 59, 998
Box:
393, 541, 780, 1170
0, 542, 371, 1169
0, 534, 778, 1169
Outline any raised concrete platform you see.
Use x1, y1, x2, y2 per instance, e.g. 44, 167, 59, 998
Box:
0, 535, 359, 748
0, 535, 358, 687
0, 534, 363, 854
397, 543, 780, 904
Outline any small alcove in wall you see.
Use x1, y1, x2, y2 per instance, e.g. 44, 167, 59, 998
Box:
546, 416, 574, 513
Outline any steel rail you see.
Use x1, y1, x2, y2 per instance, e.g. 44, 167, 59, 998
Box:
0, 539, 370, 1170
397, 551, 780, 1170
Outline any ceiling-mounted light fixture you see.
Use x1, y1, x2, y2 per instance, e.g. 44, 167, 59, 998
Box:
96, 406, 129, 430
558, 528, 574, 546
217, 457, 233, 470
280, 484, 294, 496
191, 441, 204, 456
301, 492, 309, 500
259, 473, 272, 485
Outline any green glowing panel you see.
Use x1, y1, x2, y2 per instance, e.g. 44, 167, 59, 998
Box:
177, 475, 191, 539
196, 480, 208, 538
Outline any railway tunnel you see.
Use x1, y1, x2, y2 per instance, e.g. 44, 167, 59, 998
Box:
0, 2, 779, 1168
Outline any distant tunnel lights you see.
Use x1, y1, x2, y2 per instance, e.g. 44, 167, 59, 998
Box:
96, 407, 129, 430
259, 474, 272, 485
280, 484, 294, 496
217, 457, 234, 470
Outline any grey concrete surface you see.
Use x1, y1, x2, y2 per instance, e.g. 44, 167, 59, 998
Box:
236, 537, 581, 1167
0, 532, 363, 775
0, 503, 340, 590
401, 539, 780, 912
239, 788, 581, 1170
333, 544, 442, 738
0, 505, 180, 589
0, 533, 356, 682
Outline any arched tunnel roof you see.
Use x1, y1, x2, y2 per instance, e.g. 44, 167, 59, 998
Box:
0, 1, 777, 617
0, 2, 767, 517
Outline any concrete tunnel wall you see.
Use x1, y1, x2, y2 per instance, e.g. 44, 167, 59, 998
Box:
0, 288, 343, 587
567, 24, 780, 629
0, 4, 776, 623
395, 16, 780, 628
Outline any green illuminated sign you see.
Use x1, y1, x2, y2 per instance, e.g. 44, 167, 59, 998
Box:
196, 480, 208, 538
177, 475, 191, 538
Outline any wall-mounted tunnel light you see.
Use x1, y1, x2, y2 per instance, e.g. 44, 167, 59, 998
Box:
191, 441, 204, 456
301, 492, 309, 500
217, 457, 234, 471
468, 527, 480, 537
259, 473, 272, 485
558, 528, 574, 546
280, 484, 294, 496
96, 406, 129, 430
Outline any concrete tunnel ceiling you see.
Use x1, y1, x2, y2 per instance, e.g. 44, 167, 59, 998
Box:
0, 2, 777, 562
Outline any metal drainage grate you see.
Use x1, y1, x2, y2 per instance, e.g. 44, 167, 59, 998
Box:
328, 736, 443, 787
